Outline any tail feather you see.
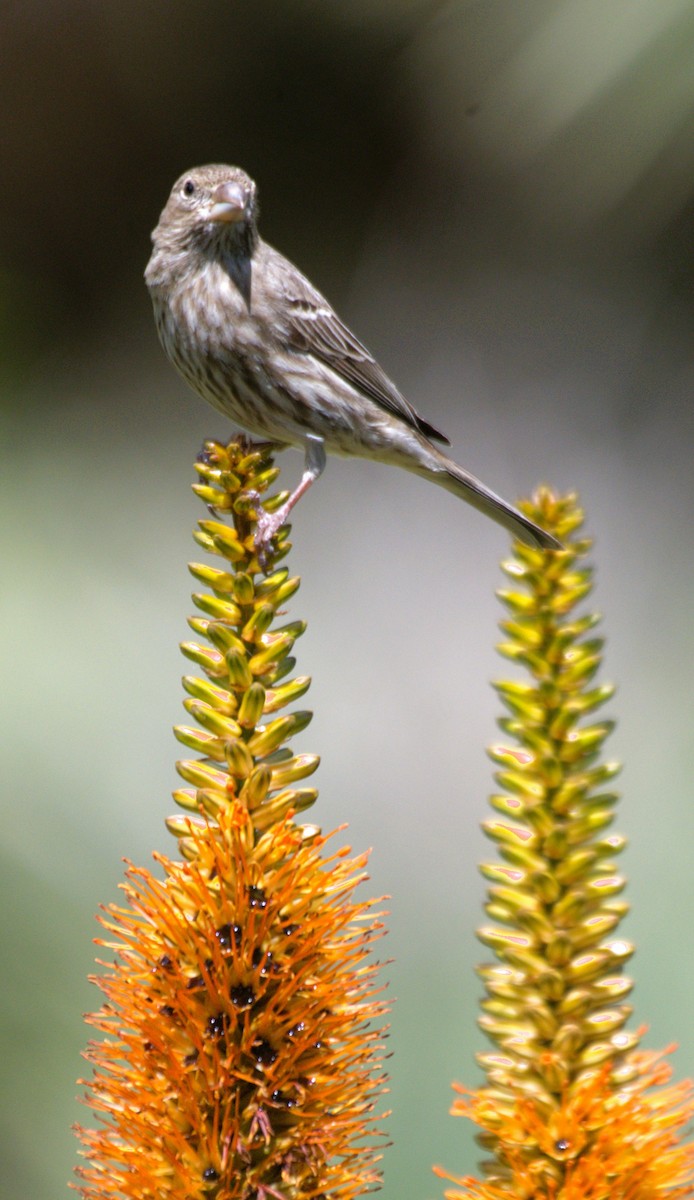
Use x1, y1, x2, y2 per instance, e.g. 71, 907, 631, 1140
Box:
426, 455, 562, 550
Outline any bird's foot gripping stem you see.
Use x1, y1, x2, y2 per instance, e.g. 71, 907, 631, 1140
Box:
251, 435, 326, 566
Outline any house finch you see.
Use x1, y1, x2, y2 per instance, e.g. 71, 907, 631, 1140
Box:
145, 164, 560, 551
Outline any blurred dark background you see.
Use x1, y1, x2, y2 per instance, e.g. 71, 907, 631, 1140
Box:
2, 2, 693, 1196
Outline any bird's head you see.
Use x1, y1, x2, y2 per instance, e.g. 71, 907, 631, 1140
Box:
150, 164, 259, 257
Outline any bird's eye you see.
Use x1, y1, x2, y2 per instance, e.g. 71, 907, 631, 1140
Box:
182, 179, 196, 197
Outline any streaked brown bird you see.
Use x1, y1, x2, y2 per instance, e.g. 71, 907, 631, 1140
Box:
145, 164, 560, 551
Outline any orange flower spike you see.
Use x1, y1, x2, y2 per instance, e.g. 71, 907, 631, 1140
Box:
75, 440, 389, 1200
438, 489, 694, 1199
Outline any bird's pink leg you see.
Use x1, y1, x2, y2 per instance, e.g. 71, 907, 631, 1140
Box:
254, 435, 326, 555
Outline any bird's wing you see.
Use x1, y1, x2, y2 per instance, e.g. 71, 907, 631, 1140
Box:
270, 249, 450, 445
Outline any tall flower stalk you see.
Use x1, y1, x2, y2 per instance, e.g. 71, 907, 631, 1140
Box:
438, 489, 694, 1199
75, 439, 388, 1200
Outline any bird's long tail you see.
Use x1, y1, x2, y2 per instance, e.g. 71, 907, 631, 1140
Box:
422, 452, 562, 550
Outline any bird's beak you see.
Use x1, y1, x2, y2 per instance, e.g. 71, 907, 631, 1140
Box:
209, 182, 248, 223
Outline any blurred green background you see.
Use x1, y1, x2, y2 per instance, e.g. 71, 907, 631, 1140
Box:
2, 2, 693, 1196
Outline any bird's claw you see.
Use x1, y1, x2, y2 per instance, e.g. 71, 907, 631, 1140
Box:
245, 491, 288, 571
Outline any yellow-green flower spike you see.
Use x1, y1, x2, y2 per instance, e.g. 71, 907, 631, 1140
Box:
481, 495, 630, 1113
173, 438, 314, 853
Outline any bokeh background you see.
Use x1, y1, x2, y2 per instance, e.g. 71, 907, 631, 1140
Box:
2, 2, 693, 1196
